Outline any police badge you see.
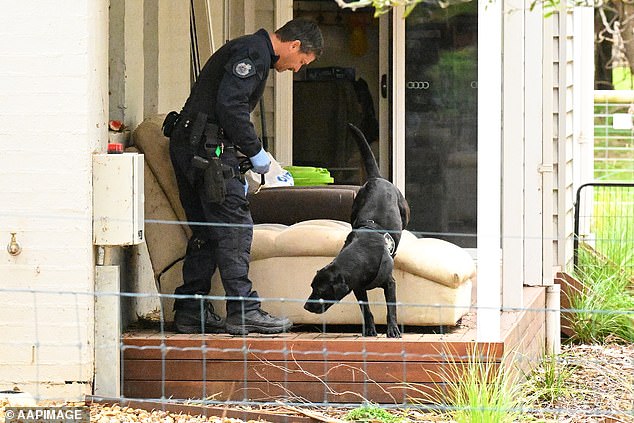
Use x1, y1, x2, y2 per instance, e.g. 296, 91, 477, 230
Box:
233, 58, 255, 78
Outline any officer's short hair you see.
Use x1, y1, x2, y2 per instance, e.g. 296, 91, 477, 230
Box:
275, 18, 323, 58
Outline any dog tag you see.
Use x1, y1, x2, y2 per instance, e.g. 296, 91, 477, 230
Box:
384, 233, 395, 256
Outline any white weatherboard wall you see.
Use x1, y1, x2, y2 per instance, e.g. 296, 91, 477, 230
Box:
0, 1, 108, 400
553, 7, 578, 273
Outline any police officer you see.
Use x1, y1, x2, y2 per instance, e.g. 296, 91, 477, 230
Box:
166, 18, 323, 334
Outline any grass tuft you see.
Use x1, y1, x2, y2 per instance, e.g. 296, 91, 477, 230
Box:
570, 247, 634, 343
522, 352, 575, 407
344, 404, 408, 422
408, 345, 527, 423
571, 185, 634, 344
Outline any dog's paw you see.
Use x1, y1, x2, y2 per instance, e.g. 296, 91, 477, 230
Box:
363, 326, 378, 337
386, 325, 401, 338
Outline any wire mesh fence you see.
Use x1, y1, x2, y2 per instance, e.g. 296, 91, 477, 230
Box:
574, 182, 634, 278
1, 285, 632, 422
594, 91, 634, 182
1, 216, 633, 422
2, 101, 634, 420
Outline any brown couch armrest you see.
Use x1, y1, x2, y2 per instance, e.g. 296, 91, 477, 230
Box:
247, 185, 360, 225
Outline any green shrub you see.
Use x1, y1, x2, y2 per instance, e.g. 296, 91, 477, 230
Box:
344, 404, 408, 422
570, 248, 634, 344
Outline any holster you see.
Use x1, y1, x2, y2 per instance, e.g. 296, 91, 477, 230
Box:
181, 112, 237, 204
162, 111, 180, 137
203, 157, 226, 204
190, 155, 226, 204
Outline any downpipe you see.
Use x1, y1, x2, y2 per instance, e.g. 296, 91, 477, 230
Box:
545, 284, 561, 354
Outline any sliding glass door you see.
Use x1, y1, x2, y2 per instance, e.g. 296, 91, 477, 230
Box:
402, 2, 477, 247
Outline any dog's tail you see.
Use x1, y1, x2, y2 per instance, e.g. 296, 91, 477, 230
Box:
348, 123, 381, 179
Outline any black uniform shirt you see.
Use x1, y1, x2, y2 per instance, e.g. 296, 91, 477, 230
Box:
181, 28, 278, 157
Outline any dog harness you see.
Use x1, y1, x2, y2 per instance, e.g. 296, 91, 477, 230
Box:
355, 219, 397, 257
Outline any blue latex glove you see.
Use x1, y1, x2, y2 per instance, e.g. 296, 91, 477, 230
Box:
249, 148, 270, 174
243, 180, 249, 196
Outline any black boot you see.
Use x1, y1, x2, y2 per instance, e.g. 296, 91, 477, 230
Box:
174, 301, 225, 334
225, 309, 292, 335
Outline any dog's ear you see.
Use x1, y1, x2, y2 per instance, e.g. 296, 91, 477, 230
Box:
332, 274, 351, 299
400, 198, 410, 229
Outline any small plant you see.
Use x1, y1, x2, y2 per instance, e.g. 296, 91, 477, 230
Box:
448, 353, 524, 423
522, 352, 574, 406
344, 404, 408, 422
408, 345, 526, 423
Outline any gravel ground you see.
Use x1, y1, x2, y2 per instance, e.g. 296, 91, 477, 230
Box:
0, 343, 631, 423
523, 343, 633, 423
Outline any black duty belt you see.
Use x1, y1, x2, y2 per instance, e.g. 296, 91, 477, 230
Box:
222, 164, 245, 182
165, 111, 233, 149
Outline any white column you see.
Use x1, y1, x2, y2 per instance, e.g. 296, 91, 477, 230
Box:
573, 7, 595, 205
392, 7, 406, 192
477, 0, 503, 342
157, 0, 190, 113
524, 0, 546, 286
502, 0, 526, 308
274, 0, 294, 166
94, 266, 121, 397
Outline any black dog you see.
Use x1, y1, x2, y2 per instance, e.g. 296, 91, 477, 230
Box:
304, 123, 410, 338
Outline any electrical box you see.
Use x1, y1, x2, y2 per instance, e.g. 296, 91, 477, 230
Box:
93, 153, 144, 245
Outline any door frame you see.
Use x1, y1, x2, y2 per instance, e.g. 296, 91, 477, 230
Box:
390, 8, 406, 192
389, 3, 503, 342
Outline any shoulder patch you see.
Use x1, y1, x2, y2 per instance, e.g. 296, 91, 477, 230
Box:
232, 58, 256, 78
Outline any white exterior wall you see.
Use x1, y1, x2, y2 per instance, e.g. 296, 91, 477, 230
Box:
0, 1, 108, 400
499, 0, 592, 304
552, 8, 577, 273
501, 0, 554, 308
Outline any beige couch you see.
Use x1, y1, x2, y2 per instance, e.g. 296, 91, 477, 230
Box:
131, 115, 475, 327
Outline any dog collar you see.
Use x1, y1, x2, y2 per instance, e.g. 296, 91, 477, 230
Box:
357, 220, 396, 257
356, 219, 378, 228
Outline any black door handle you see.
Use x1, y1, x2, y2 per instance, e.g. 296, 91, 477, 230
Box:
381, 74, 388, 98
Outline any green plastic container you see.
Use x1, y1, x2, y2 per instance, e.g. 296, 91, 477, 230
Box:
284, 166, 334, 186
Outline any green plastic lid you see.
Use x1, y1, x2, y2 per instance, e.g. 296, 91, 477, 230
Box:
284, 166, 334, 186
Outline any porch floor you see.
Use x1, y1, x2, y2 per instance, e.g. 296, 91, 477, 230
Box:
122, 286, 545, 404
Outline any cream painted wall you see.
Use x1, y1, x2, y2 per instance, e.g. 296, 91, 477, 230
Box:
109, 0, 189, 132
0, 0, 108, 400
157, 0, 190, 114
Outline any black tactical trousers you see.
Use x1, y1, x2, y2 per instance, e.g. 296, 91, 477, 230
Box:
169, 135, 260, 317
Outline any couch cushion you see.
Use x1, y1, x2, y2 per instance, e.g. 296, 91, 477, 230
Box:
275, 220, 350, 257
210, 256, 473, 326
252, 220, 476, 289
248, 185, 360, 225
250, 224, 286, 261
395, 237, 475, 288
